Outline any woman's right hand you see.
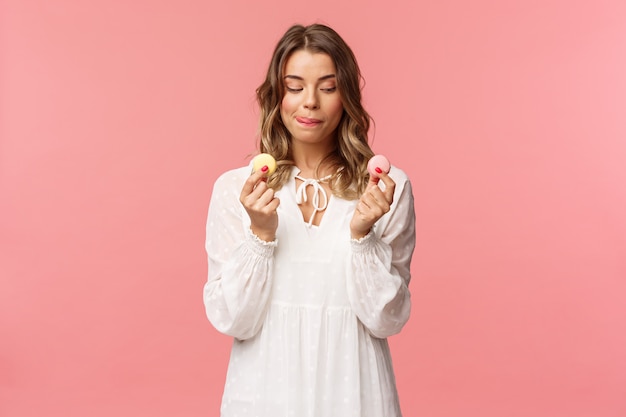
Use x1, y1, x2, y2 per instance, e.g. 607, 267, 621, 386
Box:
240, 166, 280, 242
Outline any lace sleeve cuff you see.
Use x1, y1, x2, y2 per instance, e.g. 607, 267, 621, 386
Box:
245, 227, 277, 257
350, 230, 376, 253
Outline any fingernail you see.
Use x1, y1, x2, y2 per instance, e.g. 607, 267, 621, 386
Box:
375, 167, 382, 173
261, 165, 269, 172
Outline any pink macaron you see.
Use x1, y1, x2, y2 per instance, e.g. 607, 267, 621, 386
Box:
367, 154, 390, 178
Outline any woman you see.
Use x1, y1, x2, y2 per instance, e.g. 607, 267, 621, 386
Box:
204, 23, 416, 416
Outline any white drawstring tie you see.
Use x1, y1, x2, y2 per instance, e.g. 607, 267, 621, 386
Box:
295, 174, 332, 227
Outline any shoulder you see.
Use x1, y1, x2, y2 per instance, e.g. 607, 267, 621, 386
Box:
388, 165, 413, 198
388, 165, 410, 185
375, 164, 415, 235
212, 165, 251, 191
209, 165, 251, 207
386, 165, 414, 219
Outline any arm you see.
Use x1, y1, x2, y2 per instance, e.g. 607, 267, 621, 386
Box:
203, 168, 277, 340
347, 171, 416, 338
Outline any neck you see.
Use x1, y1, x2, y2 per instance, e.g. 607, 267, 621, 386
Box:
292, 145, 336, 178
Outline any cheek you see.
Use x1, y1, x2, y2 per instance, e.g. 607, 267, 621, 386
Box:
327, 97, 344, 121
281, 95, 296, 115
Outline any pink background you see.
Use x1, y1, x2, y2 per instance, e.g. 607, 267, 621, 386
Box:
2, 0, 625, 416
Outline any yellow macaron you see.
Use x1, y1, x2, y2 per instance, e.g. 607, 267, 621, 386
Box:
252, 153, 277, 175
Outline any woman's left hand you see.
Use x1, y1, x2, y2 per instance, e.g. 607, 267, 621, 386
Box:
350, 172, 395, 239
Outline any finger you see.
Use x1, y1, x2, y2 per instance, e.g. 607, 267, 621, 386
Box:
367, 172, 381, 188
356, 193, 379, 219
375, 171, 396, 204
356, 198, 372, 217
256, 165, 271, 183
266, 196, 280, 212
255, 164, 271, 176
363, 192, 390, 217
255, 187, 276, 208
243, 184, 272, 212
241, 169, 269, 200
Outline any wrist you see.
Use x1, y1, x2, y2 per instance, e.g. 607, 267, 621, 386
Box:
350, 228, 371, 240
250, 226, 275, 242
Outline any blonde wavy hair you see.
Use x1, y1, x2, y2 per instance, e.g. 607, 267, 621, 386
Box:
256, 24, 374, 200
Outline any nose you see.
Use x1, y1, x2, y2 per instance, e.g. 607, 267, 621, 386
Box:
303, 89, 319, 110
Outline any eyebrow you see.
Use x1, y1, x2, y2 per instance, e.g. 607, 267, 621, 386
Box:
284, 74, 336, 81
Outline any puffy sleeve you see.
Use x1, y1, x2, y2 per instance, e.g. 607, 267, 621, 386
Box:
203, 168, 276, 340
346, 168, 416, 338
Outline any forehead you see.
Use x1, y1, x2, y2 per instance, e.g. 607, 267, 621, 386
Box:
283, 50, 336, 77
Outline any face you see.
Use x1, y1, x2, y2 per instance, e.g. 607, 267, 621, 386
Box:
280, 50, 344, 148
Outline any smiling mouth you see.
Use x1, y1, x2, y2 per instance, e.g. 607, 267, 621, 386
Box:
296, 117, 322, 126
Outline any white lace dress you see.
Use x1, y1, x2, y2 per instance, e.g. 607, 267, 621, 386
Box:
203, 164, 416, 417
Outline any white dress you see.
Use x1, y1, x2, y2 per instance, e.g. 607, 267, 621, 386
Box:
203, 164, 416, 417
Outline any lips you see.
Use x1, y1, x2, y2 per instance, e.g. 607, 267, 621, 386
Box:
296, 116, 322, 127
